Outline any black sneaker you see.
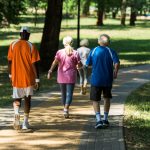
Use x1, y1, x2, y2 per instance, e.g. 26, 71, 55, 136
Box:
95, 121, 103, 129
102, 120, 109, 127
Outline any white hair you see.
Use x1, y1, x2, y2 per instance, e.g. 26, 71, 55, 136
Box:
80, 39, 89, 47
98, 34, 110, 45
63, 36, 73, 55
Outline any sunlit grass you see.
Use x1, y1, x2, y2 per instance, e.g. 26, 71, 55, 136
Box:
0, 15, 150, 107
124, 82, 150, 150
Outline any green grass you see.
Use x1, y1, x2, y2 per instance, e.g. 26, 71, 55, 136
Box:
124, 82, 150, 150
0, 15, 150, 149
0, 15, 150, 107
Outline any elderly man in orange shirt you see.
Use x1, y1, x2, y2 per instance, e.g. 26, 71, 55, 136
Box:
7, 27, 40, 130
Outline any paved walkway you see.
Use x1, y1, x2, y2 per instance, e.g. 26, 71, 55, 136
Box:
0, 65, 150, 150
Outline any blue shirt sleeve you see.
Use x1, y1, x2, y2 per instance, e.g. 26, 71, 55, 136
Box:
111, 49, 120, 64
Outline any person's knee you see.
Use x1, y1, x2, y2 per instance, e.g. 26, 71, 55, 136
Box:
25, 96, 31, 102
13, 99, 21, 106
104, 98, 110, 103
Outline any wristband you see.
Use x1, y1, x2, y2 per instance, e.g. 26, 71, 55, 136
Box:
35, 79, 40, 83
9, 74, 12, 78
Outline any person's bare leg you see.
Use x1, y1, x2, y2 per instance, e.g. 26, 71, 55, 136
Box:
23, 96, 31, 129
93, 101, 103, 128
104, 98, 110, 120
93, 101, 101, 122
103, 98, 110, 127
13, 99, 21, 130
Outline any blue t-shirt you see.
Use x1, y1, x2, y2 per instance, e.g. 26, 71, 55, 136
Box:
86, 46, 119, 87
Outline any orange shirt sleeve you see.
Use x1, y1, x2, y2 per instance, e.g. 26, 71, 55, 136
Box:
31, 45, 40, 63
7, 43, 13, 61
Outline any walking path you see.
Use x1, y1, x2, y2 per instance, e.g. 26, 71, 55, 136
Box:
0, 65, 149, 150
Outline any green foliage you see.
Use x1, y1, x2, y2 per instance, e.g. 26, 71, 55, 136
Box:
124, 82, 150, 149
63, 0, 77, 17
0, 0, 26, 26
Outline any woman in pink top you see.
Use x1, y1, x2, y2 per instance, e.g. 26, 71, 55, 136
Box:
47, 36, 82, 118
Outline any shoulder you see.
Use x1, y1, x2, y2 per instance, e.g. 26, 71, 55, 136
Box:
73, 50, 79, 55
10, 39, 21, 49
57, 49, 64, 53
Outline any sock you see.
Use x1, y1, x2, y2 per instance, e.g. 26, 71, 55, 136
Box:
14, 106, 19, 114
104, 112, 109, 121
24, 113, 29, 124
95, 112, 101, 122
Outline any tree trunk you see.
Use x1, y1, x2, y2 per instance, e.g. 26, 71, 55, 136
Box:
112, 8, 118, 19
120, 0, 126, 26
34, 7, 38, 27
130, 7, 137, 26
40, 0, 63, 71
82, 0, 91, 16
97, 0, 105, 26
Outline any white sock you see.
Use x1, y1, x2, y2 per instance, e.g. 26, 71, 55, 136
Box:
14, 107, 19, 114
96, 112, 101, 122
64, 108, 68, 112
104, 112, 109, 121
24, 113, 29, 124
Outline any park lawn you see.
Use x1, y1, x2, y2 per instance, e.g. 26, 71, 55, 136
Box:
0, 16, 150, 106
0, 15, 150, 149
124, 82, 150, 150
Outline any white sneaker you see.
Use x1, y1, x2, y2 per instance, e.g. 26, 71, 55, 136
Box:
13, 114, 21, 130
64, 111, 69, 118
22, 122, 29, 130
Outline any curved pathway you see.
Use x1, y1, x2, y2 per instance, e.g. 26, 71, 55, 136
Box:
0, 65, 149, 150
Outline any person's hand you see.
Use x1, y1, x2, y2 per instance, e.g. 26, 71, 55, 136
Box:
47, 70, 52, 79
113, 70, 118, 79
34, 82, 40, 91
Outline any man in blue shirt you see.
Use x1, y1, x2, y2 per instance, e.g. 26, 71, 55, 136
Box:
86, 34, 120, 129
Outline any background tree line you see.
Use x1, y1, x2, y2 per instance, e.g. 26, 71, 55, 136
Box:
0, 0, 149, 71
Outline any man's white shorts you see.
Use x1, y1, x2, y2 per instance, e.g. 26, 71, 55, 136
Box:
13, 86, 34, 99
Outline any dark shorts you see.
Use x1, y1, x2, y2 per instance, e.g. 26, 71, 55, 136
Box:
90, 86, 112, 101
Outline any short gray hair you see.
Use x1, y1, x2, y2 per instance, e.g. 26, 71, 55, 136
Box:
98, 34, 110, 45
80, 39, 89, 47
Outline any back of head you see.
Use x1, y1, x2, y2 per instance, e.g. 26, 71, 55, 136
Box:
20, 26, 30, 40
63, 36, 73, 55
80, 39, 89, 47
98, 34, 110, 46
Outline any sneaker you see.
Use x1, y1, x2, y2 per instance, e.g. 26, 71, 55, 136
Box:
22, 122, 29, 130
95, 121, 103, 129
102, 120, 110, 127
64, 111, 69, 119
13, 114, 21, 130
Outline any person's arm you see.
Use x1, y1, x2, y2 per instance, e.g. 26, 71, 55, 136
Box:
76, 61, 83, 69
32, 61, 40, 90
47, 59, 59, 79
8, 60, 12, 84
113, 62, 120, 79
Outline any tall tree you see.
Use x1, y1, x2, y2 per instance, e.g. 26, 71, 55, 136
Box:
120, 0, 127, 26
0, 0, 26, 26
27, 0, 47, 27
40, 0, 63, 71
82, 0, 91, 16
97, 0, 105, 26
129, 0, 147, 26
129, 1, 137, 26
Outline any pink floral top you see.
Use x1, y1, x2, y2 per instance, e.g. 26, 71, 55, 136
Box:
55, 49, 81, 83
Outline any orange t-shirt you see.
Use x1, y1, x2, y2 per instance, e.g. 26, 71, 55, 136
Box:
7, 40, 40, 88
